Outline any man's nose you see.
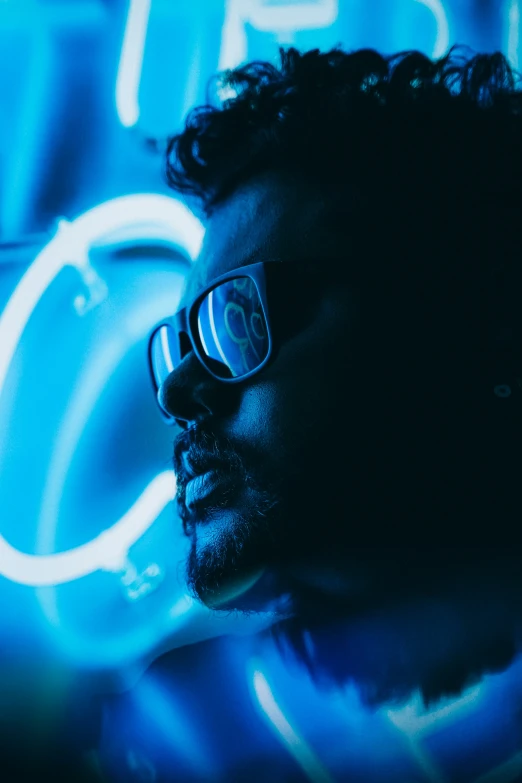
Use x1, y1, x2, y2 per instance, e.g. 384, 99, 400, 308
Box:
158, 351, 236, 429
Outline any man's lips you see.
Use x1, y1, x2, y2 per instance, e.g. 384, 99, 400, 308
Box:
179, 470, 239, 528
175, 442, 245, 526
180, 450, 225, 482
176, 448, 240, 517
185, 469, 227, 510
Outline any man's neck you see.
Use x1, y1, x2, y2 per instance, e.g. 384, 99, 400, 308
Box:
274, 557, 522, 708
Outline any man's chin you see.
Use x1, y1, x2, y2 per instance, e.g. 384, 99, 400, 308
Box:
202, 568, 267, 610
269, 588, 522, 710
184, 494, 289, 612
189, 565, 292, 617
213, 570, 296, 616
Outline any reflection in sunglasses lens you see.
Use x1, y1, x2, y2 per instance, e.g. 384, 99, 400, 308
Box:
196, 277, 269, 378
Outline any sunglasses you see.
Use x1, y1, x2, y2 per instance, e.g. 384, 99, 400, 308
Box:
148, 260, 295, 424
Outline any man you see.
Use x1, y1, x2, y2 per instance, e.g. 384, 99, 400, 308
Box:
149, 45, 522, 712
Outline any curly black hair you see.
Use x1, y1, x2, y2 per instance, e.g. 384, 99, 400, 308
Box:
166, 45, 522, 386
166, 45, 522, 217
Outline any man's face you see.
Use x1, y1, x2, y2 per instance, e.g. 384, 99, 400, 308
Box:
159, 171, 522, 704
160, 171, 515, 667
163, 171, 433, 608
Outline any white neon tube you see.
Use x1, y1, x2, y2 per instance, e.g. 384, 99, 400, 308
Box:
219, 0, 338, 71
251, 665, 336, 783
0, 194, 203, 586
116, 0, 152, 127
207, 289, 228, 366
415, 0, 450, 59
160, 325, 175, 374
0, 471, 176, 586
507, 0, 520, 70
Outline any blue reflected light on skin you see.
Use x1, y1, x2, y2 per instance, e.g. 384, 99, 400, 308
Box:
250, 661, 336, 783
116, 0, 152, 127
0, 194, 203, 589
415, 0, 450, 58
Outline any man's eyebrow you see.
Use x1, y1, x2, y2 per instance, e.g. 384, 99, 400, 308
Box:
235, 248, 274, 267
199, 247, 274, 271
181, 248, 270, 302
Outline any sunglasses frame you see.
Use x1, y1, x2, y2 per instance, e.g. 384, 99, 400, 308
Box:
148, 260, 284, 423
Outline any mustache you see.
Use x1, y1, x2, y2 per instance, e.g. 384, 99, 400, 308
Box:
173, 425, 244, 478
173, 425, 246, 533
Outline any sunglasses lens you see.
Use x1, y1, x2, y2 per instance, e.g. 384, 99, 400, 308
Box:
196, 277, 269, 379
149, 324, 178, 390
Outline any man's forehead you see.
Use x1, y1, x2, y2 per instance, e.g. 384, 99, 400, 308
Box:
180, 173, 341, 305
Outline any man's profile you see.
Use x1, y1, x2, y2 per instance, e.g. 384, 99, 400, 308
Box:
149, 45, 522, 711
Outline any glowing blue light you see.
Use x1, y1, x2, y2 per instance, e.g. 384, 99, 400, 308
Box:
251, 663, 336, 783
219, 0, 338, 70
415, 0, 450, 58
474, 751, 522, 783
248, 0, 338, 31
0, 194, 203, 587
36, 304, 174, 582
0, 471, 176, 585
160, 326, 174, 374
116, 0, 151, 127
120, 560, 164, 603
197, 311, 210, 357
385, 684, 482, 783
2, 27, 53, 238
385, 684, 482, 737
507, 0, 520, 70
0, 193, 202, 397
132, 676, 215, 778
219, 0, 249, 72
207, 289, 228, 366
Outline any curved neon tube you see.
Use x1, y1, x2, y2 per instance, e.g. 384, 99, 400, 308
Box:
415, 0, 450, 58
0, 194, 203, 586
251, 664, 336, 783
0, 194, 202, 405
0, 471, 176, 586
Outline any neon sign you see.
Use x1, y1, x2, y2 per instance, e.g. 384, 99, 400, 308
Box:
219, 0, 339, 71
506, 0, 520, 69
0, 193, 203, 588
415, 0, 450, 58
116, 0, 152, 127
250, 661, 336, 783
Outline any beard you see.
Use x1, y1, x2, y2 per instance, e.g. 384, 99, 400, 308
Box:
176, 425, 360, 613
174, 426, 290, 611
184, 489, 283, 611
174, 427, 522, 709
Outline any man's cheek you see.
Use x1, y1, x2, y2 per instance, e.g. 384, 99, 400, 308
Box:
235, 383, 289, 446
